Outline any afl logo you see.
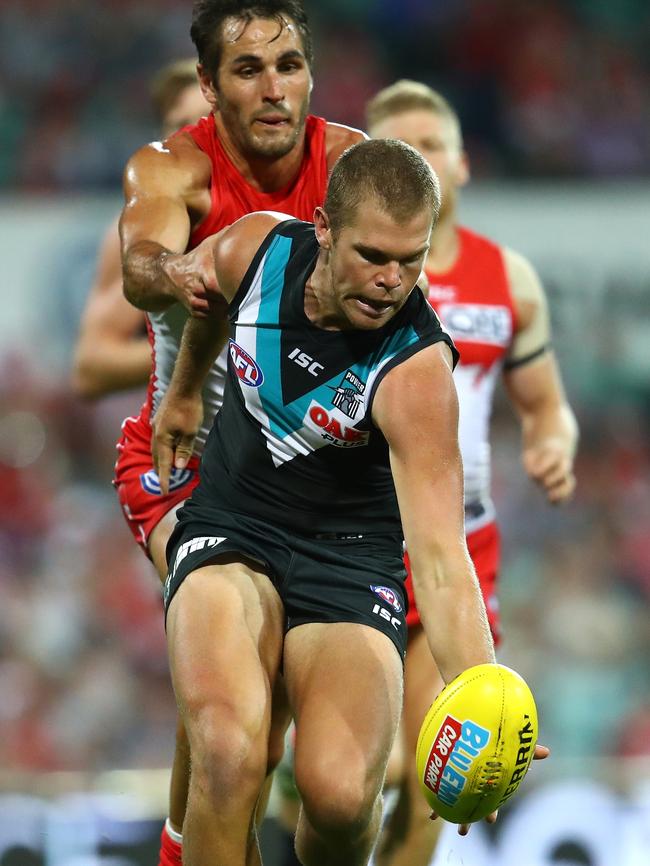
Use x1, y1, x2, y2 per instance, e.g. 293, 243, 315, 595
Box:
370, 584, 403, 613
229, 340, 264, 387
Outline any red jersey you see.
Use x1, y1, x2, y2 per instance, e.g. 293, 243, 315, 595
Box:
144, 113, 329, 452
425, 226, 518, 533
186, 113, 328, 246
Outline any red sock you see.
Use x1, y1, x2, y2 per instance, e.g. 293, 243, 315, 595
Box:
158, 821, 183, 866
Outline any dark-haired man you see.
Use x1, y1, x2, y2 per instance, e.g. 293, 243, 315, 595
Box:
115, 2, 364, 862
152, 138, 496, 866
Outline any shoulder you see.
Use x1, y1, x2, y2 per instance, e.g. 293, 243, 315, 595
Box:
324, 122, 368, 170
212, 212, 294, 301
373, 342, 457, 442
124, 131, 211, 194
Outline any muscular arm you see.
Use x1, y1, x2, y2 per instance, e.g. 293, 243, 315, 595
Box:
120, 135, 215, 315
373, 343, 495, 684
72, 219, 151, 398
503, 249, 579, 503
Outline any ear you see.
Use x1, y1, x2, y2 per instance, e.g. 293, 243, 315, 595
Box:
456, 149, 470, 188
197, 63, 219, 110
313, 207, 332, 250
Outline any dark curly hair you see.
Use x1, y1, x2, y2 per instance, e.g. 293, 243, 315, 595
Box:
191, 0, 313, 84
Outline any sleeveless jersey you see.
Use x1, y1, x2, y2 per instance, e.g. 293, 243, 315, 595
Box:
143, 114, 329, 453
182, 219, 457, 535
425, 226, 517, 533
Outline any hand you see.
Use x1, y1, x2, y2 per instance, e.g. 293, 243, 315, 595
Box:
151, 391, 204, 495
522, 440, 575, 504
430, 743, 550, 835
162, 236, 220, 318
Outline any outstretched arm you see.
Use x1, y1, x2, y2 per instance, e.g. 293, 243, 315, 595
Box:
72, 219, 151, 398
503, 249, 578, 504
373, 342, 496, 684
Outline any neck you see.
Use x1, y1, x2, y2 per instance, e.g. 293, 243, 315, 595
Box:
214, 113, 306, 193
304, 252, 344, 331
425, 210, 459, 274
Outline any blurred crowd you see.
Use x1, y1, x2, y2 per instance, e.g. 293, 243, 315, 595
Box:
1, 0, 650, 190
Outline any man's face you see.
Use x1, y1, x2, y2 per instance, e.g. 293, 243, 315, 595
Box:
206, 15, 312, 159
162, 82, 210, 136
370, 110, 468, 217
316, 200, 433, 331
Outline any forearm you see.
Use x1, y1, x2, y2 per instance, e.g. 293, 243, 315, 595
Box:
73, 337, 152, 399
409, 545, 495, 684
122, 240, 180, 311
171, 311, 229, 398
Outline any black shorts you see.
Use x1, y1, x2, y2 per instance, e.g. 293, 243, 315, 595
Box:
165, 510, 409, 661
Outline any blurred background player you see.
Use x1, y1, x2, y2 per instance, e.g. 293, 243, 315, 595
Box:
366, 79, 579, 866
72, 60, 208, 400
115, 1, 364, 862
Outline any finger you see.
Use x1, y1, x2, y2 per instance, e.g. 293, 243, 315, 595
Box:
174, 436, 196, 470
429, 811, 438, 821
533, 743, 551, 760
458, 823, 470, 836
525, 450, 564, 480
156, 441, 174, 497
546, 474, 576, 504
485, 810, 498, 824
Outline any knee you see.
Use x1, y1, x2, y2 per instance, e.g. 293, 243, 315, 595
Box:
266, 723, 286, 775
296, 754, 378, 839
187, 704, 268, 803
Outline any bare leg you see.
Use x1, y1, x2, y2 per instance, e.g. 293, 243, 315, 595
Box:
375, 624, 445, 866
150, 510, 190, 835
284, 622, 403, 866
167, 556, 284, 866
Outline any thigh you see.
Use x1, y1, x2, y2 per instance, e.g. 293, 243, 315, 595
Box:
284, 622, 404, 784
167, 556, 285, 734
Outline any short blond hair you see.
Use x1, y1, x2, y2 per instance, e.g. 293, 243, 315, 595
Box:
366, 79, 463, 148
150, 59, 199, 122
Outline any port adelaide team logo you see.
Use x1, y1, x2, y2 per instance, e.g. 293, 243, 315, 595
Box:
229, 340, 264, 387
330, 370, 365, 420
370, 584, 403, 613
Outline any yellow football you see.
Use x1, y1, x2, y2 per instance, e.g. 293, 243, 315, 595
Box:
415, 663, 538, 824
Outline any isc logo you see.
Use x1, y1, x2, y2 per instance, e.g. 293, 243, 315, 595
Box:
288, 347, 324, 377
372, 603, 401, 630
229, 340, 264, 387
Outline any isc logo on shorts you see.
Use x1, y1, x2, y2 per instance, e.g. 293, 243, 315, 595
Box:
140, 468, 194, 496
229, 340, 264, 387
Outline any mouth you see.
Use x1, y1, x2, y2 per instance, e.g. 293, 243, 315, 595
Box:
254, 114, 291, 129
353, 297, 395, 319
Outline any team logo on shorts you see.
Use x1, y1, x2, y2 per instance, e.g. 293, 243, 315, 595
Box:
229, 340, 264, 387
140, 468, 194, 496
330, 370, 365, 420
370, 584, 403, 612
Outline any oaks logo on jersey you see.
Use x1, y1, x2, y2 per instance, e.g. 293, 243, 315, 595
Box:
370, 585, 403, 613
229, 340, 264, 387
439, 303, 512, 346
140, 467, 194, 496
329, 370, 366, 421
304, 401, 369, 448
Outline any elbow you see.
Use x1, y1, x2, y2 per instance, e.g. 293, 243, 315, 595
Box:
70, 354, 105, 400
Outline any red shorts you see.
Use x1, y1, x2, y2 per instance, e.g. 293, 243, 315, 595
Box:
404, 521, 501, 645
113, 414, 200, 556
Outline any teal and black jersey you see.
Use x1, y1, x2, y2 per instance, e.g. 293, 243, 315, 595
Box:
183, 219, 457, 535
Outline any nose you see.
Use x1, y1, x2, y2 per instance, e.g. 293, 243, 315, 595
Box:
378, 262, 401, 291
262, 68, 284, 103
